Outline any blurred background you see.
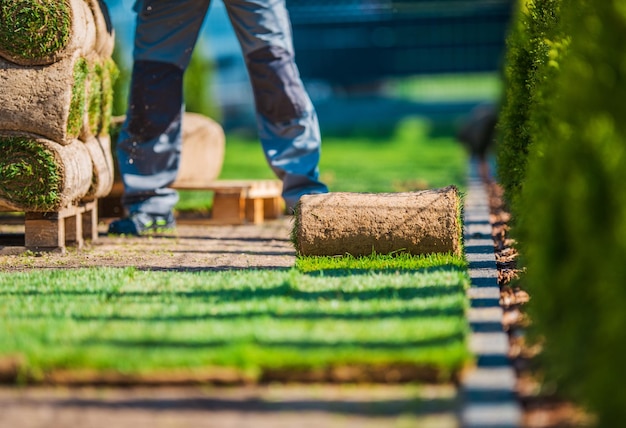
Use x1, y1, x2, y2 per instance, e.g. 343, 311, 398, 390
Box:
105, 0, 514, 138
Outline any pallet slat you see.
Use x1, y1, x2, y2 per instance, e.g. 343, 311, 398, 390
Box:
176, 179, 283, 225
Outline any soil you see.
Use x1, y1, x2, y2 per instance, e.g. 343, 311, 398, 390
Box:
484, 178, 595, 428
0, 384, 459, 428
0, 216, 297, 272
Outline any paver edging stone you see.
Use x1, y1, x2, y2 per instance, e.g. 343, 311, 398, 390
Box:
460, 158, 523, 428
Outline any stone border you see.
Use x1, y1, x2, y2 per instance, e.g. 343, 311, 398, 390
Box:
460, 159, 522, 427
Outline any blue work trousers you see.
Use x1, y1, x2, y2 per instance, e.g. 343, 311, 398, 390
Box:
117, 0, 328, 216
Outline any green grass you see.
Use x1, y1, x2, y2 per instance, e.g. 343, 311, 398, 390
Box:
296, 252, 467, 274
0, 265, 471, 381
86, 62, 103, 136
176, 117, 468, 211
100, 59, 119, 136
67, 58, 88, 138
387, 72, 502, 103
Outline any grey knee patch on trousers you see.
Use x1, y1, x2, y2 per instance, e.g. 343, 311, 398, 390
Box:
246, 46, 309, 124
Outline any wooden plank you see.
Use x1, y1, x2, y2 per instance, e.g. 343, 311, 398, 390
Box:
263, 197, 284, 219
246, 181, 283, 199
108, 179, 282, 198
179, 180, 282, 224
245, 198, 265, 224
82, 201, 99, 241
64, 209, 84, 249
24, 212, 65, 252
211, 190, 245, 225
173, 179, 282, 199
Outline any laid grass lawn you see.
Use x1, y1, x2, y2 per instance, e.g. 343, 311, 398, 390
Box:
0, 105, 473, 383
0, 255, 470, 382
387, 72, 502, 103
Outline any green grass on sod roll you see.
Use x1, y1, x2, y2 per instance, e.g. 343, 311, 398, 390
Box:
0, 135, 61, 211
67, 57, 88, 138
100, 59, 119, 136
86, 61, 103, 136
0, 0, 72, 62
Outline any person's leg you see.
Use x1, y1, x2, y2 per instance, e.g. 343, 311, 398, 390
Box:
111, 0, 211, 234
223, 0, 328, 210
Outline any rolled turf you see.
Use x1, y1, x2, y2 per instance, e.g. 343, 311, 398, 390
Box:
0, 133, 92, 212
0, 54, 88, 145
0, 0, 96, 66
293, 186, 462, 257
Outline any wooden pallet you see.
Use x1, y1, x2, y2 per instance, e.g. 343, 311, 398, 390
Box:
0, 200, 99, 253
100, 179, 284, 225
181, 179, 283, 225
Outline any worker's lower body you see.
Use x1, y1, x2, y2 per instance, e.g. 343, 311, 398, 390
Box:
109, 0, 328, 235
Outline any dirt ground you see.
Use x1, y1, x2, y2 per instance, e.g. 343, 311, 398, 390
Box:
0, 217, 296, 272
0, 384, 460, 428
486, 181, 595, 428
0, 215, 463, 428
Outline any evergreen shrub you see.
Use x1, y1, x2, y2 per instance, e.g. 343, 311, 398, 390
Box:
111, 40, 130, 117
496, 0, 563, 208
519, 0, 626, 424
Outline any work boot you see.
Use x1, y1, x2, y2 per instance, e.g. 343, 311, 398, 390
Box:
108, 211, 176, 236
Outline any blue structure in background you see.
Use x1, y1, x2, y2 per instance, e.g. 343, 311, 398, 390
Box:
287, 0, 515, 86
106, 0, 515, 133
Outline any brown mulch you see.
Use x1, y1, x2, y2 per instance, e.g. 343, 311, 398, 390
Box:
484, 176, 595, 428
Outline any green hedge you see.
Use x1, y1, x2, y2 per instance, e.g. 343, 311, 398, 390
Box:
518, 0, 626, 424
496, 0, 563, 208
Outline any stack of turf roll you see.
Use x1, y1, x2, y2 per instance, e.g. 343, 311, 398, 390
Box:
0, 0, 118, 212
